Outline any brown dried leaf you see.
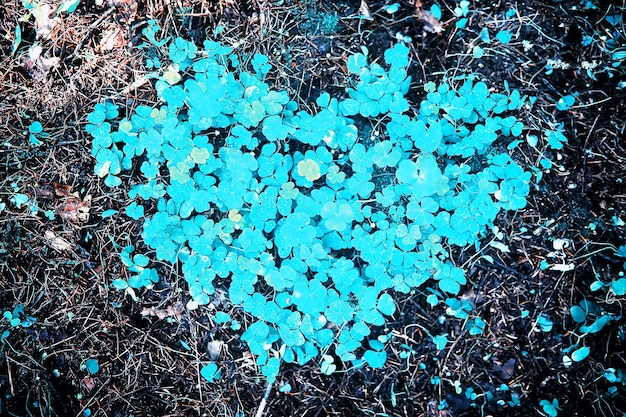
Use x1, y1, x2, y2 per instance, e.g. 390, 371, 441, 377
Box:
108, 0, 133, 5
492, 358, 516, 380
82, 376, 96, 391
97, 26, 126, 52
53, 182, 77, 197
141, 302, 184, 320
416, 9, 444, 34
23, 44, 61, 80
56, 195, 91, 224
32, 4, 61, 40
44, 230, 73, 252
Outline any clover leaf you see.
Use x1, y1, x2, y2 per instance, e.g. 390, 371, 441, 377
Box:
320, 201, 355, 232
84, 359, 99, 375
297, 159, 321, 182
200, 363, 222, 383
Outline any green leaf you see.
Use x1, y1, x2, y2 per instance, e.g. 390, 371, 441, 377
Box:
29, 121, 43, 134
580, 315, 611, 334
570, 305, 586, 323
479, 27, 490, 43
111, 279, 129, 290
537, 313, 553, 332
556, 95, 576, 111
430, 4, 442, 19
540, 399, 560, 417
11, 23, 21, 55
377, 293, 396, 316
57, 0, 80, 13
570, 346, 590, 362
610, 278, 626, 295
496, 30, 513, 44
339, 98, 360, 116
363, 349, 387, 368
84, 358, 99, 374
200, 363, 222, 383
297, 159, 321, 182
11, 193, 29, 208
432, 334, 447, 350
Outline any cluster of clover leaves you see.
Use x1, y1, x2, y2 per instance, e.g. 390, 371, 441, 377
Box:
88, 35, 564, 382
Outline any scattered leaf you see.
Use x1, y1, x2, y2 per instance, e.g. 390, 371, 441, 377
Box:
571, 346, 590, 362
44, 230, 73, 252
359, 0, 371, 18
492, 358, 516, 380
414, 7, 444, 34
57, 0, 81, 13
11, 23, 21, 55
56, 194, 91, 224
97, 26, 126, 52
82, 376, 96, 391
140, 302, 184, 320
54, 182, 78, 197
84, 358, 99, 374
32, 4, 61, 39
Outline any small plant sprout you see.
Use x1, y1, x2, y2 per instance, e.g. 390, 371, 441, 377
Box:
540, 398, 560, 416
83, 358, 100, 374
200, 363, 222, 383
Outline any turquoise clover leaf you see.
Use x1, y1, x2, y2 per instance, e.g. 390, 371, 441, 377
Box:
396, 154, 447, 200
320, 201, 355, 231
363, 348, 387, 369
407, 120, 442, 153
87, 35, 561, 382
251, 53, 272, 77
383, 42, 409, 68
406, 196, 438, 225
262, 115, 293, 141
346, 47, 368, 74
539, 399, 560, 417
125, 202, 145, 220
435, 264, 467, 294
356, 287, 396, 326
200, 363, 222, 383
292, 278, 328, 315
279, 181, 299, 199
372, 141, 402, 168
297, 158, 321, 182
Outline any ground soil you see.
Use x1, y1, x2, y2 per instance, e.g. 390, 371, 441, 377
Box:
1, 1, 625, 416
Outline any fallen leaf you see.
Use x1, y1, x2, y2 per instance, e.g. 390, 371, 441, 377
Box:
44, 230, 73, 252
141, 302, 184, 320
359, 0, 371, 19
82, 376, 96, 391
53, 182, 78, 198
427, 400, 454, 417
206, 340, 223, 361
23, 44, 60, 80
56, 195, 91, 224
32, 4, 61, 40
97, 26, 126, 52
415, 9, 444, 34
108, 0, 134, 7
